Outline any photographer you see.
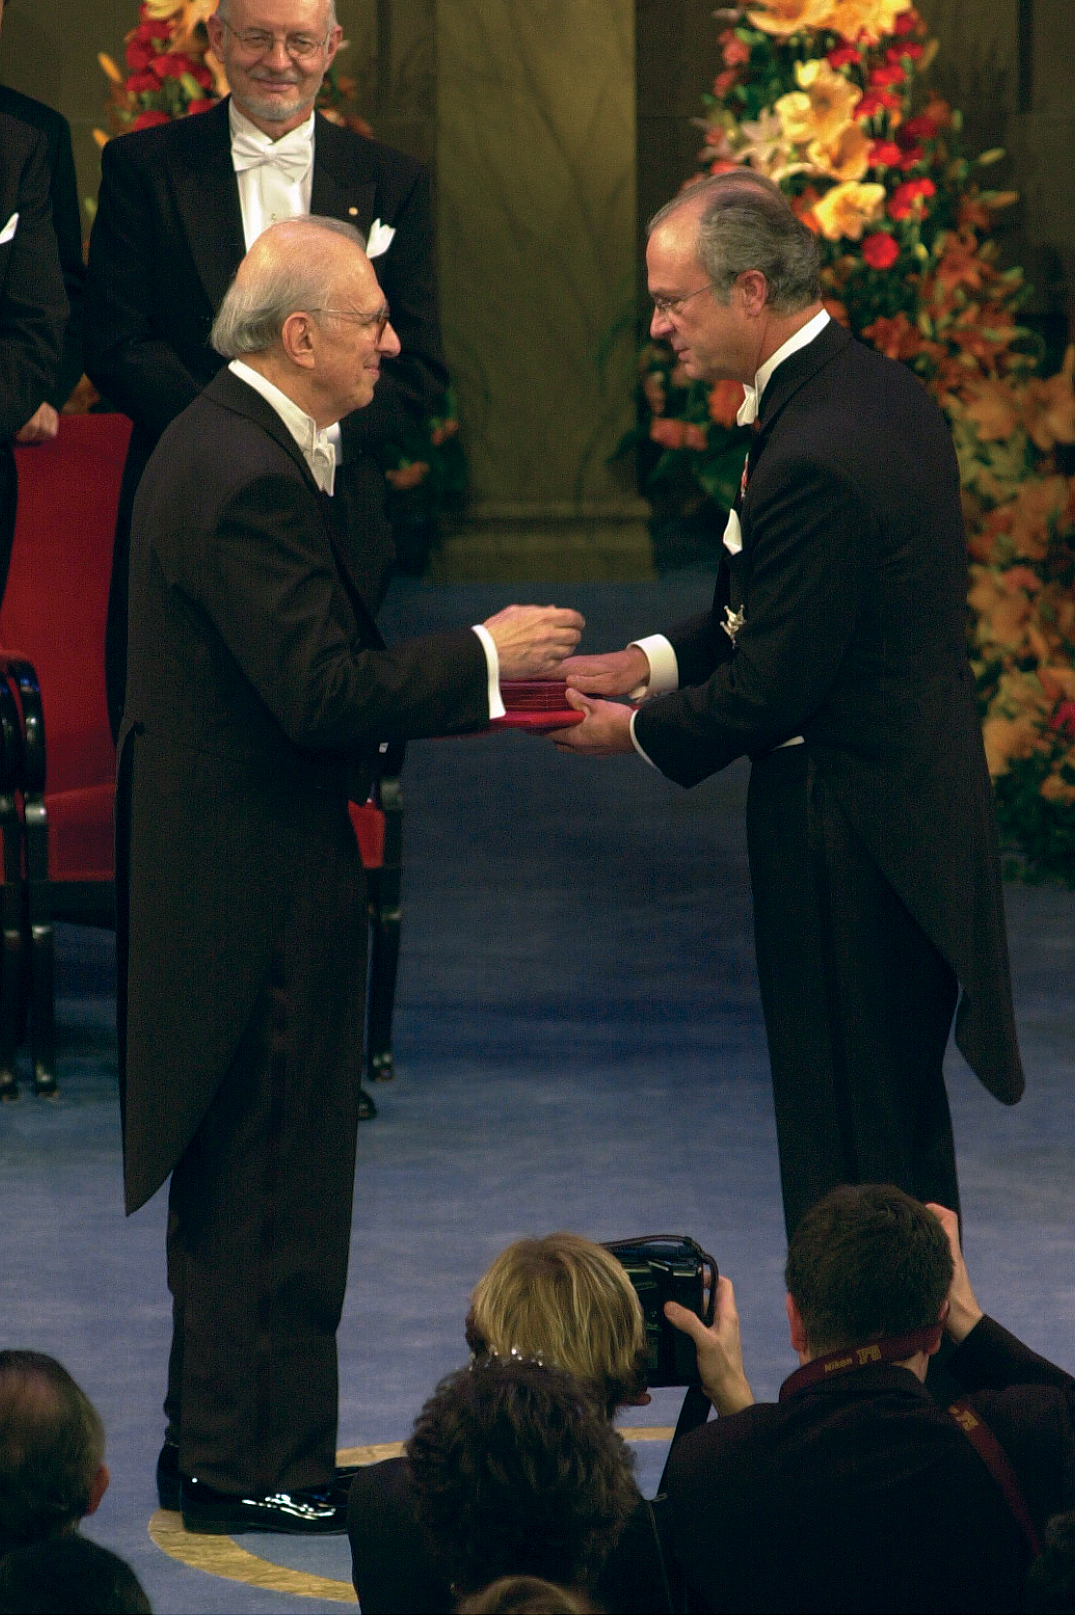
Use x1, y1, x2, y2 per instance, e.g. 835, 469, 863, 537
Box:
348, 1234, 671, 1612
662, 1186, 1075, 1614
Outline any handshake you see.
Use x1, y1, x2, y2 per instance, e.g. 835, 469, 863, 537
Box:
481, 607, 650, 756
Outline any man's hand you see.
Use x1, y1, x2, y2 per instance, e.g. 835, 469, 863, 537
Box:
561, 646, 650, 697
483, 604, 585, 679
926, 1203, 984, 1344
665, 1277, 755, 1415
547, 689, 636, 755
15, 402, 60, 444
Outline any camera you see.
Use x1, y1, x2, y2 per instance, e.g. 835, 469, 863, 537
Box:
604, 1235, 717, 1388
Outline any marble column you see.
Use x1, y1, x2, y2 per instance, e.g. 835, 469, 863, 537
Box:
434, 0, 652, 580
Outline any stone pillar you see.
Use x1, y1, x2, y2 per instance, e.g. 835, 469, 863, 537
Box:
434, 0, 652, 580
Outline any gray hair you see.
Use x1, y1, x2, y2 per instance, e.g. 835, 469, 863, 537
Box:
650, 171, 821, 313
210, 215, 366, 357
215, 0, 339, 25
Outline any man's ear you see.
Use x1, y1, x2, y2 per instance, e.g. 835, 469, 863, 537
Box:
280, 311, 317, 370
786, 1292, 809, 1356
735, 268, 770, 317
85, 1461, 109, 1517
924, 1298, 950, 1357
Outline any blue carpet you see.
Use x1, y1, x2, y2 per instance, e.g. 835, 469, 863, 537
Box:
1, 574, 1072, 1614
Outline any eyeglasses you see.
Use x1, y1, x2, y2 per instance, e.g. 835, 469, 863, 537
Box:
651, 283, 718, 318
312, 305, 392, 340
219, 18, 331, 60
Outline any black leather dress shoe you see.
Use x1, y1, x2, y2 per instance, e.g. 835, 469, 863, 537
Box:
180, 1475, 349, 1535
156, 1441, 181, 1512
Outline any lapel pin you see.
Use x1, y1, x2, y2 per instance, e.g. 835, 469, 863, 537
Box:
348, 206, 359, 216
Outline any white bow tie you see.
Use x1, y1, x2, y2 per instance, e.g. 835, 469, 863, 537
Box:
737, 385, 759, 427
231, 125, 313, 183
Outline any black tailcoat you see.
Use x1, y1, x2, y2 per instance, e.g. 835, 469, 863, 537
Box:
0, 86, 85, 406
0, 113, 67, 594
634, 323, 1022, 1226
120, 367, 486, 1217
86, 98, 447, 728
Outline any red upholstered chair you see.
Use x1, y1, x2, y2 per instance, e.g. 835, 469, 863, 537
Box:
0, 413, 402, 1101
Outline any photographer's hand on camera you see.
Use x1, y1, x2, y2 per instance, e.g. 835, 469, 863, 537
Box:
926, 1202, 985, 1344
665, 1277, 754, 1416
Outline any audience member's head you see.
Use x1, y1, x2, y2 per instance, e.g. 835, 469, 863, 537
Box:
0, 1350, 108, 1558
407, 1357, 637, 1603
0, 1535, 151, 1615
457, 1574, 593, 1614
1025, 1510, 1075, 1612
467, 1234, 646, 1417
784, 1184, 953, 1357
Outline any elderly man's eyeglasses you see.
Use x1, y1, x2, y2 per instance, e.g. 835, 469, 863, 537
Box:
651, 283, 718, 318
219, 19, 331, 60
313, 305, 392, 340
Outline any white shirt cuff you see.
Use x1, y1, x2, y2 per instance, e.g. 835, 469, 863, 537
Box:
629, 634, 678, 697
629, 707, 659, 769
471, 624, 505, 719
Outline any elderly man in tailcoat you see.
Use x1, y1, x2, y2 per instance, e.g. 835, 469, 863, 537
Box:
120, 215, 582, 1534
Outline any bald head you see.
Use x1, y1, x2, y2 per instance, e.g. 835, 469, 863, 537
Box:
211, 215, 369, 358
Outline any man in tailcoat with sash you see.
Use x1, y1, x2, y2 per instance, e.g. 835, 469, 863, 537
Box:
554, 172, 1023, 1238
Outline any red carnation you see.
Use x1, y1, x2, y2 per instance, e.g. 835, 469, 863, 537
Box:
125, 39, 156, 71
898, 145, 924, 169
191, 64, 214, 89
901, 114, 939, 142
887, 41, 923, 62
132, 109, 171, 130
150, 52, 198, 81
888, 177, 936, 220
856, 89, 902, 119
869, 64, 905, 87
827, 44, 859, 69
861, 232, 900, 269
714, 69, 738, 96
186, 99, 217, 116
893, 10, 916, 30
723, 37, 751, 66
125, 71, 158, 94
869, 140, 902, 167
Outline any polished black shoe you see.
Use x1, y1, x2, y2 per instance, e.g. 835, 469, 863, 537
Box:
156, 1441, 182, 1512
180, 1475, 349, 1535
357, 1086, 378, 1120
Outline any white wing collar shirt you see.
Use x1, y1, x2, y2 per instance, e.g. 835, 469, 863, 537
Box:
629, 309, 830, 762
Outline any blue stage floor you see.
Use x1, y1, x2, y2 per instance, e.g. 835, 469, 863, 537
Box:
2, 575, 1073, 1613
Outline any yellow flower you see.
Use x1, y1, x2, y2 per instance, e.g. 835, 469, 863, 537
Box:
981, 715, 1040, 776
963, 378, 1021, 443
807, 121, 871, 182
1010, 475, 1069, 559
746, 0, 837, 38
829, 0, 910, 44
776, 61, 861, 146
811, 181, 886, 241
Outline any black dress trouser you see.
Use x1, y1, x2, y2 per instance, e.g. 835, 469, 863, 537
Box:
747, 744, 961, 1240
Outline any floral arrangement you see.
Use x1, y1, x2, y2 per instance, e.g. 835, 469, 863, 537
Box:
628, 0, 1075, 883
95, 1, 465, 569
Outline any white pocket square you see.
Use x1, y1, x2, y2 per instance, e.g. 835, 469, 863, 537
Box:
0, 212, 19, 246
366, 218, 395, 258
722, 507, 743, 555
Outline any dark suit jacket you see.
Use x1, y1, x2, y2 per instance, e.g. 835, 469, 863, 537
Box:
120, 367, 486, 1213
85, 96, 446, 606
665, 1316, 1075, 1614
0, 113, 67, 581
0, 85, 84, 406
634, 321, 1022, 1107
347, 1455, 672, 1613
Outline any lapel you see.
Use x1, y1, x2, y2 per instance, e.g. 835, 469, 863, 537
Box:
755, 318, 851, 447
310, 114, 377, 233
203, 368, 387, 649
171, 99, 246, 312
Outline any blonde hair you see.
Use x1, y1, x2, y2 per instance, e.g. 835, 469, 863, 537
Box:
468, 1235, 645, 1417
